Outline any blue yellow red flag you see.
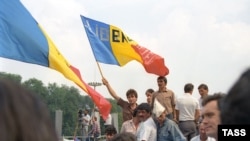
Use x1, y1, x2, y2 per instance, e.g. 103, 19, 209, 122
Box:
81, 15, 169, 76
0, 0, 111, 120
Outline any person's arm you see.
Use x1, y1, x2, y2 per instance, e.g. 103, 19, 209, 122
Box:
194, 109, 200, 123
172, 123, 187, 141
83, 116, 88, 122
194, 99, 200, 123
172, 105, 176, 120
83, 115, 90, 124
102, 77, 120, 101
175, 99, 179, 123
175, 109, 179, 122
172, 93, 177, 120
151, 92, 156, 109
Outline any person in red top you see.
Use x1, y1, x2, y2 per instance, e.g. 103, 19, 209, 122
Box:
102, 77, 138, 122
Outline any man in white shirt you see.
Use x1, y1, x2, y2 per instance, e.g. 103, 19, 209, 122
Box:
104, 114, 112, 128
197, 84, 209, 109
176, 83, 200, 141
190, 122, 215, 141
197, 84, 209, 134
136, 103, 157, 141
82, 109, 90, 141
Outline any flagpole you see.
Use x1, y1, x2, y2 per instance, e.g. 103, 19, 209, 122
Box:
96, 61, 104, 78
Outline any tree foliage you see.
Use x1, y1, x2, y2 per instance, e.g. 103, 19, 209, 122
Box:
0, 72, 122, 136
0, 72, 22, 84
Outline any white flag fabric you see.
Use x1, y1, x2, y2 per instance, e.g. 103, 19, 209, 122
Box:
152, 99, 165, 117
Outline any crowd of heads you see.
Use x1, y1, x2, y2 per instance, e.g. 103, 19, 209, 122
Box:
2, 67, 250, 141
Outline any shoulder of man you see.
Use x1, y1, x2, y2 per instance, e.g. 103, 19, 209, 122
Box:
117, 98, 129, 106
167, 89, 175, 94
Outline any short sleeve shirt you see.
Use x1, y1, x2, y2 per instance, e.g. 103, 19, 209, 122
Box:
153, 89, 176, 115
120, 119, 137, 135
136, 117, 157, 141
175, 93, 200, 121
117, 98, 135, 122
82, 114, 90, 126
104, 114, 112, 125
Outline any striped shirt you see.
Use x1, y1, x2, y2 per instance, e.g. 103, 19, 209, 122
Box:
89, 121, 100, 134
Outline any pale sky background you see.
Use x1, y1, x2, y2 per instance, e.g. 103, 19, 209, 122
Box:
1, 0, 250, 104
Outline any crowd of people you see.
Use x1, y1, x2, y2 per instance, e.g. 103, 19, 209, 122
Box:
1, 67, 250, 141
100, 67, 250, 141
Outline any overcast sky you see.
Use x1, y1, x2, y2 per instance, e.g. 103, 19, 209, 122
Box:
1, 0, 250, 104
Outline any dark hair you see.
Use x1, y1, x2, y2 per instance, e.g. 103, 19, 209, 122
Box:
133, 107, 138, 117
145, 88, 154, 94
184, 83, 194, 93
84, 107, 90, 113
157, 76, 167, 84
202, 93, 225, 108
0, 79, 57, 141
105, 125, 117, 135
198, 84, 208, 90
111, 132, 136, 141
126, 89, 138, 98
78, 109, 83, 114
137, 103, 151, 114
221, 68, 250, 124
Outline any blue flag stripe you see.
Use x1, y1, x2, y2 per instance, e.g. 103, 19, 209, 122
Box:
0, 0, 49, 67
81, 16, 119, 65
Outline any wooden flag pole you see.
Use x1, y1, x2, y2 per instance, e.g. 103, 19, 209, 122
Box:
96, 61, 104, 78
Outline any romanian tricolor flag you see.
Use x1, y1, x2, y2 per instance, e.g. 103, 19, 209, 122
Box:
81, 16, 169, 76
0, 0, 111, 120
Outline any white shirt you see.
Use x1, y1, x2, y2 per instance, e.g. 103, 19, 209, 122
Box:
136, 117, 157, 141
190, 135, 216, 141
198, 97, 203, 110
176, 93, 200, 121
82, 114, 90, 126
104, 114, 112, 125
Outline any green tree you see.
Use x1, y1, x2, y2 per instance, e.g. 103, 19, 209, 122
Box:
0, 72, 123, 136
0, 72, 22, 84
46, 83, 85, 135
22, 78, 48, 102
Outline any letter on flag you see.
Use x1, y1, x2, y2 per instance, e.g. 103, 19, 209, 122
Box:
80, 16, 169, 76
0, 0, 111, 120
